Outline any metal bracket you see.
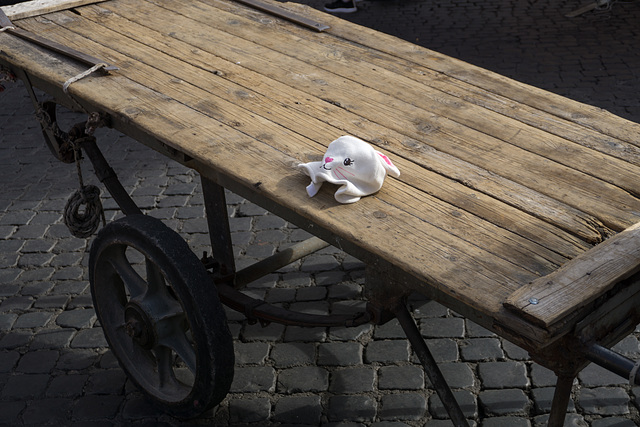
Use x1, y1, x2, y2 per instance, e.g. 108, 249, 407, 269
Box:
566, 0, 611, 17
0, 8, 118, 71
234, 0, 330, 32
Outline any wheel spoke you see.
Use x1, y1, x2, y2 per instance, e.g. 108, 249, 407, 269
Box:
159, 330, 197, 374
107, 247, 147, 298
154, 345, 180, 389
145, 258, 166, 297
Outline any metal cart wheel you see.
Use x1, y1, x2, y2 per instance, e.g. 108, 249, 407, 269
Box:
89, 214, 234, 419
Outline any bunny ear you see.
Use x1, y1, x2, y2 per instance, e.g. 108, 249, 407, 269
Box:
376, 151, 400, 178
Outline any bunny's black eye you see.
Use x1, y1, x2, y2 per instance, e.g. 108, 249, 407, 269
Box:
343, 158, 354, 166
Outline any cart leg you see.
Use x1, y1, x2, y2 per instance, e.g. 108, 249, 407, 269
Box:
201, 176, 235, 275
395, 304, 470, 427
548, 374, 574, 427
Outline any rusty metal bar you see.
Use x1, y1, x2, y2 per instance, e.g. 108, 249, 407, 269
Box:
81, 137, 142, 216
233, 0, 329, 32
201, 177, 236, 276
0, 8, 118, 71
584, 343, 640, 385
234, 236, 329, 288
395, 304, 469, 427
548, 374, 574, 427
216, 281, 371, 327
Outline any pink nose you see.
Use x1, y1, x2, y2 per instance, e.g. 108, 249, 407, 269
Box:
325, 157, 334, 163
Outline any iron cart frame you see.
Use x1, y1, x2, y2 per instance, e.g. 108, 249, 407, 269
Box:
2, 0, 640, 424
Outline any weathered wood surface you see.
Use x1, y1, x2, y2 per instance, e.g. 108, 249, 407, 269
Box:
505, 222, 640, 329
1, 0, 639, 348
1, 0, 104, 20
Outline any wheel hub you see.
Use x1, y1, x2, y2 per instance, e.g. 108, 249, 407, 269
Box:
124, 303, 156, 349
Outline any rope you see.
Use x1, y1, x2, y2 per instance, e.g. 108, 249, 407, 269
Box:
63, 184, 105, 238
62, 63, 108, 94
63, 136, 105, 238
0, 26, 15, 32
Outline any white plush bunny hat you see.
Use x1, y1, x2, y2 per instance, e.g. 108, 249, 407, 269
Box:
298, 135, 400, 204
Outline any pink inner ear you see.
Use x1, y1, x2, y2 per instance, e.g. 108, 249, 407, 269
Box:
379, 153, 393, 166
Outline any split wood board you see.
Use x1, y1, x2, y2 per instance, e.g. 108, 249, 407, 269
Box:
2, 0, 640, 348
1, 0, 105, 20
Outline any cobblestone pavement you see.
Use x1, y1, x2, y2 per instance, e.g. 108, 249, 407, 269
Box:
1, 0, 640, 425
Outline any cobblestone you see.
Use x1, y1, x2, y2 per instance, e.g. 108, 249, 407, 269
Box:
2, 0, 640, 424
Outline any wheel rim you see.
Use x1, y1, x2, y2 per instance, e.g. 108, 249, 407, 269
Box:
89, 215, 234, 417
97, 243, 195, 401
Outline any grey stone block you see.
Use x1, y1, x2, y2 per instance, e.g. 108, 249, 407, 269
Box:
378, 365, 424, 390
46, 374, 88, 397
590, 417, 637, 427
284, 326, 326, 342
230, 366, 276, 393
478, 389, 530, 416
277, 366, 329, 393
234, 341, 270, 365
72, 394, 124, 420
55, 309, 97, 329
70, 328, 108, 348
365, 340, 410, 363
459, 338, 504, 361
254, 215, 287, 230
330, 366, 376, 393
328, 395, 377, 422
531, 387, 575, 414
578, 363, 627, 386
420, 318, 465, 338
318, 342, 362, 366
0, 350, 19, 372
429, 389, 478, 419
301, 254, 341, 272
478, 361, 529, 389
427, 363, 476, 389
482, 416, 531, 427
13, 311, 53, 329
374, 319, 406, 339
16, 349, 58, 373
379, 393, 427, 421
21, 397, 74, 425
85, 370, 127, 394
2, 373, 49, 399
241, 322, 285, 341
270, 342, 316, 367
229, 397, 271, 423
31, 329, 75, 349
274, 395, 322, 425
578, 387, 630, 415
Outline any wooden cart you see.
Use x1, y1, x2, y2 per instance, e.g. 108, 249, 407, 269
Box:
2, 0, 640, 424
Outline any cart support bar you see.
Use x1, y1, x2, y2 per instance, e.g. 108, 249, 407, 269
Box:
234, 236, 330, 288
584, 343, 640, 386
395, 304, 470, 427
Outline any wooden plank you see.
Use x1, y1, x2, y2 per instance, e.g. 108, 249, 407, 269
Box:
19, 10, 578, 278
274, 0, 640, 147
504, 222, 640, 329
209, 0, 640, 170
134, 0, 640, 232
56, 4, 596, 250
1, 0, 104, 20
3, 0, 639, 349
0, 21, 543, 320
32, 6, 598, 259
61, 0, 640, 236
